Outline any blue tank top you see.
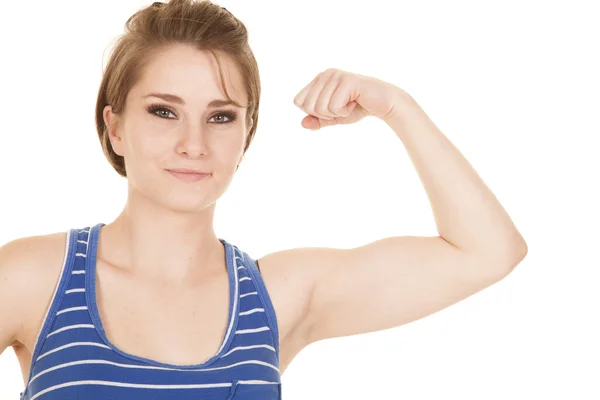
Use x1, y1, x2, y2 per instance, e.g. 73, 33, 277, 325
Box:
20, 223, 281, 400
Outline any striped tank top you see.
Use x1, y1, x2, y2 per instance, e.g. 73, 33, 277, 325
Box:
20, 223, 281, 400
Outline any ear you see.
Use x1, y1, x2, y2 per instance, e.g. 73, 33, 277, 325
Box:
104, 105, 124, 157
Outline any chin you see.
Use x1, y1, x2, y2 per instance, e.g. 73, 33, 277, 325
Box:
159, 188, 218, 213
165, 199, 215, 214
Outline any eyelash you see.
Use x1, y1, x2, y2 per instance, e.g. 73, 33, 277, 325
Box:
146, 103, 238, 124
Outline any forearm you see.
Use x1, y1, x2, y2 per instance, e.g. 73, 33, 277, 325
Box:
383, 90, 527, 265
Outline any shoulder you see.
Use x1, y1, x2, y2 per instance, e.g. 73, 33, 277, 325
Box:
0, 231, 70, 349
254, 246, 332, 345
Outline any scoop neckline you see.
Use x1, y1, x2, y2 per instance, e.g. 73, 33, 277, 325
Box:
84, 222, 240, 369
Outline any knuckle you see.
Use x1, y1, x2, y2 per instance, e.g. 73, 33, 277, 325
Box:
318, 103, 332, 113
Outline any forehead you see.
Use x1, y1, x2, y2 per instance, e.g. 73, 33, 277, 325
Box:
131, 44, 247, 106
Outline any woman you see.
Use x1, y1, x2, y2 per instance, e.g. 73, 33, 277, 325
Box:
0, 0, 528, 399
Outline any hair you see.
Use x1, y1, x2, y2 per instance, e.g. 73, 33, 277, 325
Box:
95, 0, 260, 177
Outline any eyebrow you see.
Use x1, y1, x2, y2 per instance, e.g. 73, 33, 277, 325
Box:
143, 92, 244, 108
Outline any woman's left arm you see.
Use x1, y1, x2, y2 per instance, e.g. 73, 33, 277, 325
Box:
265, 68, 528, 345
294, 68, 527, 262
382, 90, 527, 263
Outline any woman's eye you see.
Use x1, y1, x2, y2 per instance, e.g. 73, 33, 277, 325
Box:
212, 114, 226, 123
211, 113, 237, 124
147, 105, 237, 124
148, 105, 175, 119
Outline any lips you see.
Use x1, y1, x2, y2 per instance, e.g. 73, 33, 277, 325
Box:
167, 170, 211, 182
167, 168, 210, 174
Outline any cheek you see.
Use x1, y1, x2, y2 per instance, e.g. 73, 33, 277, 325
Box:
223, 140, 246, 168
204, 132, 244, 158
126, 128, 170, 159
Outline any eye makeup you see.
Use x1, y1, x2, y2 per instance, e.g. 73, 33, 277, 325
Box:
146, 103, 238, 124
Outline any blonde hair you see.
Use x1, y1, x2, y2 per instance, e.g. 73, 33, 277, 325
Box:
95, 0, 261, 177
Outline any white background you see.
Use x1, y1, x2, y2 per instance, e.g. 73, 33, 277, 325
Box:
1, 0, 599, 399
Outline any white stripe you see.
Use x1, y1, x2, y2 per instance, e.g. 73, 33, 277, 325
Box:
237, 265, 246, 270
30, 358, 280, 385
239, 308, 264, 316
47, 324, 95, 338
29, 381, 225, 400
236, 326, 270, 334
239, 276, 252, 282
75, 253, 87, 258
240, 291, 258, 298
65, 288, 85, 294
37, 341, 111, 362
214, 241, 238, 355
239, 380, 279, 385
191, 358, 280, 373
77, 240, 88, 244
72, 270, 85, 274
56, 306, 88, 315
221, 344, 276, 358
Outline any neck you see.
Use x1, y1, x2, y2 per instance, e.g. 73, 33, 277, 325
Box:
98, 193, 225, 285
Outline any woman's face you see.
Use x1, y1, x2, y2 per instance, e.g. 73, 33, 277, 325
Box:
104, 44, 251, 213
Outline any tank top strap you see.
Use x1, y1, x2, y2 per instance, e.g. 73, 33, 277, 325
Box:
232, 245, 280, 356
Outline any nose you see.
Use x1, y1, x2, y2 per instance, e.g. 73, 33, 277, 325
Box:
177, 123, 209, 158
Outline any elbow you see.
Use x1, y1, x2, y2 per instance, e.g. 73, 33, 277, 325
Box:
503, 239, 528, 272
514, 239, 528, 262
475, 238, 529, 275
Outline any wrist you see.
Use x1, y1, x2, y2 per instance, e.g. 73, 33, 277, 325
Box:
382, 89, 415, 122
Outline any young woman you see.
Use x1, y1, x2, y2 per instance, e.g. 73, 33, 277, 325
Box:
0, 1, 527, 399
